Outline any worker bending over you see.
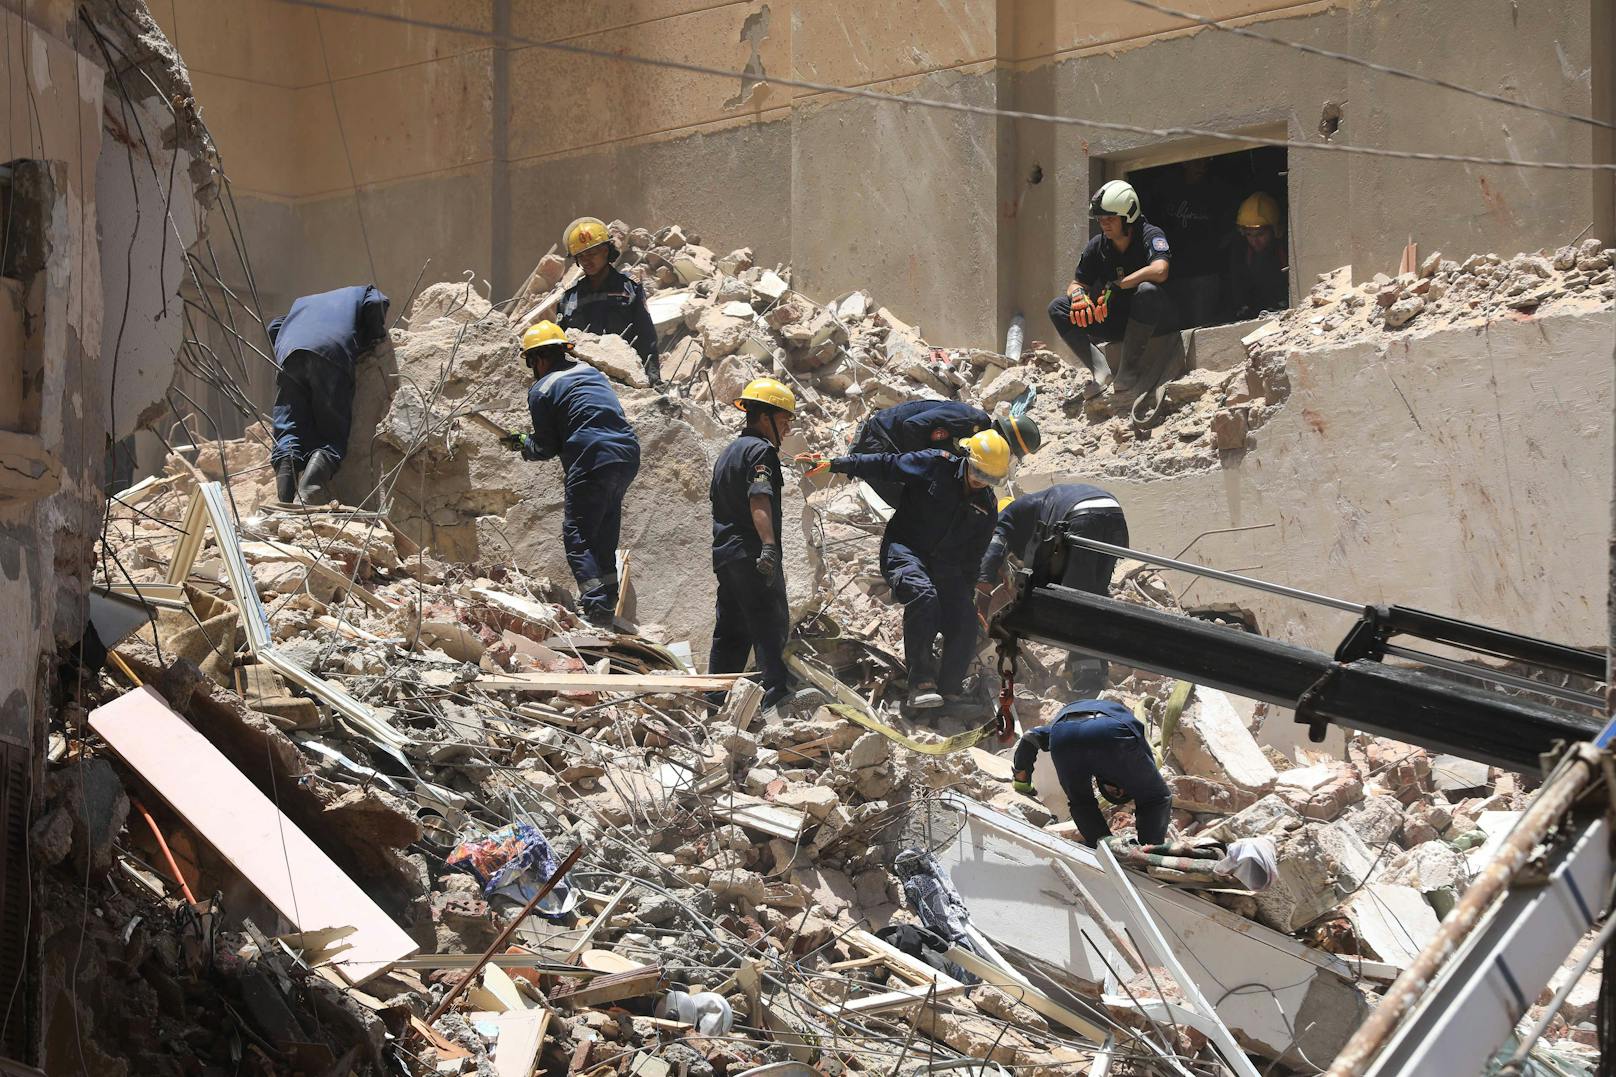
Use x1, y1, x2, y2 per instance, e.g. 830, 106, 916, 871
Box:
1046, 180, 1181, 402
978, 483, 1128, 694
557, 217, 662, 387
709, 379, 801, 712
1011, 699, 1172, 847
849, 401, 1041, 508
501, 321, 641, 627
1225, 192, 1289, 322
801, 432, 1008, 710
270, 284, 390, 504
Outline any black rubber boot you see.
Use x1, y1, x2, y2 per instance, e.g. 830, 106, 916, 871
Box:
296, 449, 339, 505
1079, 343, 1114, 397
275, 458, 298, 504
1110, 318, 1153, 400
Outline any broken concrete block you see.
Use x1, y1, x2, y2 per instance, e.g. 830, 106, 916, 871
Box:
1172, 688, 1277, 794
1168, 774, 1258, 815
1254, 818, 1378, 932
775, 785, 839, 821
1341, 883, 1441, 966
1381, 839, 1470, 916
1275, 763, 1363, 820
409, 280, 494, 325
751, 270, 789, 302
1384, 296, 1424, 328
980, 366, 1033, 410
671, 246, 716, 284
1209, 407, 1249, 450
1343, 794, 1405, 846
570, 331, 650, 387
845, 731, 890, 771
716, 247, 754, 275
1430, 754, 1490, 793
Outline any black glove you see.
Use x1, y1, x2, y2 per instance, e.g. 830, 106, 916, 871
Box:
756, 543, 780, 579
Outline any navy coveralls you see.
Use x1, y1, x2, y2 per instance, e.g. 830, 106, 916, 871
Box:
520, 359, 641, 618
830, 450, 997, 695
269, 284, 389, 468
1013, 700, 1172, 846
849, 401, 993, 507
709, 432, 791, 707
1046, 218, 1175, 353
557, 267, 661, 384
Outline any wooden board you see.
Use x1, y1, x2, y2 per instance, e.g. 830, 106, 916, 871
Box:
475, 671, 739, 693
551, 964, 665, 1008
89, 686, 417, 984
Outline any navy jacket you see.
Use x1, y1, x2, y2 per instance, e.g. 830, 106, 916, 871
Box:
268, 284, 389, 374
980, 483, 1118, 582
557, 267, 659, 366
860, 401, 992, 455
1013, 700, 1160, 845
521, 358, 640, 476
710, 432, 782, 570
831, 450, 997, 576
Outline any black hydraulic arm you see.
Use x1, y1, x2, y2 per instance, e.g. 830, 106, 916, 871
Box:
995, 581, 1604, 772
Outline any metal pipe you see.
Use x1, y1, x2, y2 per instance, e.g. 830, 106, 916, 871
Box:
1498, 897, 1616, 1073
1060, 533, 1365, 613
1323, 744, 1601, 1076
1382, 643, 1606, 709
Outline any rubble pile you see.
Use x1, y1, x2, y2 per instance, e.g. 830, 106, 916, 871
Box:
50, 225, 1613, 1074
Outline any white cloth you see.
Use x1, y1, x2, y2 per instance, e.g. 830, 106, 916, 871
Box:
1214, 836, 1278, 892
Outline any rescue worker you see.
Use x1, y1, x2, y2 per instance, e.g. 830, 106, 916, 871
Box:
270, 283, 390, 505
1046, 180, 1182, 403
1225, 192, 1289, 321
557, 216, 662, 387
1010, 699, 1172, 847
800, 432, 1008, 710
500, 321, 641, 627
1148, 158, 1234, 328
709, 378, 799, 711
977, 484, 1128, 695
848, 400, 1041, 508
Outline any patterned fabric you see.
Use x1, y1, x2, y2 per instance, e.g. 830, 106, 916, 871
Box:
447, 823, 573, 915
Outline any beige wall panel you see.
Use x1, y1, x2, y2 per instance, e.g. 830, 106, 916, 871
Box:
314, 0, 493, 82
1041, 0, 1334, 60
328, 47, 494, 186
510, 0, 747, 45
188, 73, 351, 197
789, 0, 996, 90
158, 0, 324, 88
506, 2, 786, 159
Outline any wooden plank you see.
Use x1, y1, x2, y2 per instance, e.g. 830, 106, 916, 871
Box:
944, 945, 1107, 1040
565, 882, 633, 961
550, 964, 665, 1008
475, 671, 739, 693
89, 686, 417, 984
711, 794, 808, 841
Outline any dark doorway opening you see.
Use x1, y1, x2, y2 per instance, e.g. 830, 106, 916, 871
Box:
1127, 146, 1289, 329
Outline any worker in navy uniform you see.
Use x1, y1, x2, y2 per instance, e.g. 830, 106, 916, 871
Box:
977, 483, 1128, 694
1046, 180, 1181, 401
269, 283, 390, 505
500, 320, 641, 627
799, 432, 1010, 711
848, 401, 1042, 507
709, 378, 801, 711
557, 216, 662, 387
1225, 192, 1290, 322
1147, 158, 1235, 329
1010, 699, 1172, 847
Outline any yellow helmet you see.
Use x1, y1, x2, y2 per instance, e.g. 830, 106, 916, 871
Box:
1236, 192, 1281, 231
963, 430, 1011, 484
735, 377, 796, 415
563, 216, 615, 258
521, 320, 571, 353
997, 495, 1016, 513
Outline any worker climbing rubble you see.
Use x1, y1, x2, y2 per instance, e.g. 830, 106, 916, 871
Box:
800, 431, 1009, 711
709, 377, 816, 714
1046, 179, 1186, 422
269, 283, 390, 505
501, 320, 641, 627
1010, 698, 1174, 847
847, 400, 1041, 507
557, 216, 663, 387
978, 483, 1129, 694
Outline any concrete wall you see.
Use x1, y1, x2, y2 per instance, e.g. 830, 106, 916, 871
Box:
1018, 306, 1616, 655
151, 0, 1615, 364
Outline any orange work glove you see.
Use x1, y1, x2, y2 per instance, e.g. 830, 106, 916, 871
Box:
794, 452, 831, 477
1069, 291, 1096, 327
1092, 285, 1114, 324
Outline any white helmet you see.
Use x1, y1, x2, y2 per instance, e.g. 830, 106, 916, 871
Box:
1089, 179, 1141, 223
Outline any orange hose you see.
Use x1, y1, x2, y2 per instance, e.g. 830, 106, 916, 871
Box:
130, 796, 197, 905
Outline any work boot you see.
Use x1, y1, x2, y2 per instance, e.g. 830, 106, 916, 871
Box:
1078, 343, 1113, 398
296, 449, 340, 505
1129, 333, 1189, 429
275, 458, 298, 505
1110, 318, 1153, 400
906, 682, 943, 710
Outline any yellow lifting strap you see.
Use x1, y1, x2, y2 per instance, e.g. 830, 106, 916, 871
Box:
784, 645, 1000, 757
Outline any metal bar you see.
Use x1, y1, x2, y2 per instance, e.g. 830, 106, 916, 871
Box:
1378, 605, 1605, 680
997, 584, 1605, 770
1382, 644, 1606, 709
1328, 745, 1602, 1076
1059, 533, 1364, 613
